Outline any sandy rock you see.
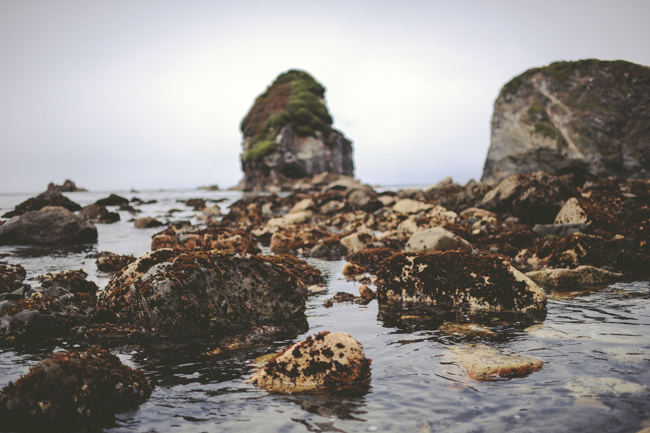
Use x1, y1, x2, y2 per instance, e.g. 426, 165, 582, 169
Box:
0, 206, 97, 246
438, 323, 496, 337
405, 227, 472, 252
358, 284, 376, 300
526, 265, 623, 286
202, 205, 222, 216
267, 210, 312, 228
319, 200, 345, 215
452, 344, 543, 380
375, 251, 546, 312
392, 199, 433, 215
554, 197, 621, 232
289, 198, 314, 214
341, 262, 370, 279
98, 250, 307, 337
134, 217, 164, 228
249, 331, 371, 392
340, 229, 375, 254
309, 238, 348, 260
0, 348, 153, 423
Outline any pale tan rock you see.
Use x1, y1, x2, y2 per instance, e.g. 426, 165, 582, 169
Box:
459, 207, 498, 220
342, 262, 370, 278
438, 323, 496, 337
392, 199, 433, 215
340, 229, 374, 254
249, 331, 371, 392
405, 227, 472, 252
566, 377, 647, 398
202, 206, 221, 216
358, 284, 375, 300
424, 176, 453, 191
426, 205, 458, 224
554, 197, 620, 231
452, 344, 543, 380
267, 210, 312, 228
134, 217, 163, 228
289, 198, 314, 214
526, 265, 623, 286
378, 195, 396, 207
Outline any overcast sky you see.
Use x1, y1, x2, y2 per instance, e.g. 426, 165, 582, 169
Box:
1, 0, 649, 193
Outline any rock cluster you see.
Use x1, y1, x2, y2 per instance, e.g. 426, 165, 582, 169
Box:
0, 206, 98, 245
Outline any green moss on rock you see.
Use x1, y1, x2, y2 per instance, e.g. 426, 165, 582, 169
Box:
241, 70, 335, 162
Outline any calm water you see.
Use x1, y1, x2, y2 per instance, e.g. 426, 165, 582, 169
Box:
0, 190, 649, 433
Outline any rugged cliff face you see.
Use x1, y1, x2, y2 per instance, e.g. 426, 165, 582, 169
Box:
482, 59, 650, 183
234, 70, 354, 191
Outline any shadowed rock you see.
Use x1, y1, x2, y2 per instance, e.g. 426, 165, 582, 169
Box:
0, 206, 97, 245
2, 190, 81, 218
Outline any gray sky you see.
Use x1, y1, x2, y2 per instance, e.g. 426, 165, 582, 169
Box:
1, 0, 649, 193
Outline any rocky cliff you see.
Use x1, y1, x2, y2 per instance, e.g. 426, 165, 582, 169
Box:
482, 59, 650, 183
234, 70, 354, 191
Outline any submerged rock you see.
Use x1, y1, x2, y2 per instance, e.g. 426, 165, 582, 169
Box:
526, 265, 623, 286
452, 344, 543, 380
249, 331, 371, 392
0, 348, 153, 423
98, 250, 307, 337
0, 206, 98, 246
375, 251, 546, 312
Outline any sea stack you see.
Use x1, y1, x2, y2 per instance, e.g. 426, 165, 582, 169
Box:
234, 70, 354, 192
482, 59, 650, 183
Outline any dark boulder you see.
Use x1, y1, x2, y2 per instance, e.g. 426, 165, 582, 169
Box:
33, 269, 98, 295
78, 204, 120, 224
0, 348, 152, 423
98, 250, 307, 337
0, 263, 29, 295
2, 190, 81, 218
375, 251, 546, 312
0, 206, 98, 245
95, 194, 129, 206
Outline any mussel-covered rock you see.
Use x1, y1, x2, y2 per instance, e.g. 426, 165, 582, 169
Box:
98, 249, 307, 337
0, 348, 153, 423
249, 331, 371, 392
151, 226, 260, 254
0, 206, 98, 246
262, 254, 324, 286
375, 251, 546, 312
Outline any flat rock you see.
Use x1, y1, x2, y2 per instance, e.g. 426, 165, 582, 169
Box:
249, 331, 371, 392
405, 227, 472, 253
452, 344, 543, 380
392, 199, 433, 215
0, 206, 97, 245
0, 348, 153, 423
526, 265, 623, 286
375, 251, 546, 312
98, 250, 307, 337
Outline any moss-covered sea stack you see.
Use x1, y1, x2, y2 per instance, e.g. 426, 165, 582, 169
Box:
483, 59, 650, 182
235, 70, 354, 191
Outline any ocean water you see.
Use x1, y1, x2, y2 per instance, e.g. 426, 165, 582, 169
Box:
0, 189, 649, 433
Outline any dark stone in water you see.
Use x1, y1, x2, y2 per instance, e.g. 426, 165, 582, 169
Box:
95, 194, 129, 206
2, 190, 81, 218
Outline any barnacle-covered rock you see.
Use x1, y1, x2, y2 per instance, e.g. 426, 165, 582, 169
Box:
249, 331, 371, 392
0, 348, 153, 423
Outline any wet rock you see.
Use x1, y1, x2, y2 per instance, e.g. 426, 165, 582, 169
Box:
405, 227, 472, 253
270, 226, 325, 254
358, 284, 376, 300
341, 262, 370, 279
513, 233, 605, 271
0, 348, 153, 423
263, 254, 324, 286
346, 248, 400, 273
95, 194, 129, 207
249, 331, 371, 392
78, 204, 120, 223
438, 323, 496, 337
555, 197, 621, 233
98, 250, 307, 337
95, 252, 137, 273
134, 217, 164, 228
2, 190, 82, 218
340, 229, 375, 254
375, 251, 546, 312
151, 226, 261, 254
205, 324, 300, 356
459, 207, 498, 220
481, 171, 577, 225
566, 377, 647, 398
0, 206, 98, 245
526, 265, 623, 286
70, 323, 148, 347
0, 292, 97, 345
309, 238, 348, 260
0, 263, 28, 295
452, 344, 543, 380
34, 269, 98, 295
532, 223, 587, 238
